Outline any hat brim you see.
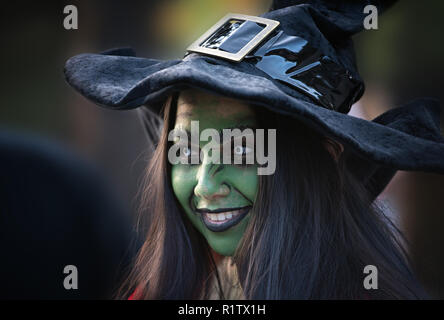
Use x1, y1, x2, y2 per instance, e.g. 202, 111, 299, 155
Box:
64, 50, 444, 197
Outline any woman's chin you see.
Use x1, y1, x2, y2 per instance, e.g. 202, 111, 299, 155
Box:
204, 215, 251, 257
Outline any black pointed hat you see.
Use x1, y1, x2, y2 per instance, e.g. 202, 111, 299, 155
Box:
64, 0, 444, 198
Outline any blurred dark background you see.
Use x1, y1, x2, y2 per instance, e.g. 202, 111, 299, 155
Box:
0, 0, 443, 298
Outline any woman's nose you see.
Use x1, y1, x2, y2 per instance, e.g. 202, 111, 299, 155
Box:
194, 162, 230, 200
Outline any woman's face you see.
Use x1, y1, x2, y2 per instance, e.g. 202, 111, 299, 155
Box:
171, 89, 259, 256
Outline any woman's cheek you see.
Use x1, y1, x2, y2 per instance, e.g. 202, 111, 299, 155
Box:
171, 165, 207, 237
224, 165, 259, 202
171, 165, 198, 206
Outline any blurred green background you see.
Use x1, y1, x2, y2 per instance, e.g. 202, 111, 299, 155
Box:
1, 0, 443, 298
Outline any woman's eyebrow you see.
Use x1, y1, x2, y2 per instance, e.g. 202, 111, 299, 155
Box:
218, 125, 257, 144
172, 129, 194, 145
173, 125, 256, 144
176, 111, 193, 119
221, 124, 257, 131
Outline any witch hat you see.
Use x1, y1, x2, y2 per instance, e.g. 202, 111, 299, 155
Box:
64, 0, 444, 199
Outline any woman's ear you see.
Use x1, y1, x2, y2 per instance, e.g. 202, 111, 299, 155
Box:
323, 138, 344, 162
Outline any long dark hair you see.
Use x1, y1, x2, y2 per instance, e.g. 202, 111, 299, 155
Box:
118, 94, 426, 299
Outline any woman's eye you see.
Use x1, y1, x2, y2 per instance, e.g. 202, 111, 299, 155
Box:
233, 145, 252, 156
182, 146, 191, 157
180, 146, 199, 160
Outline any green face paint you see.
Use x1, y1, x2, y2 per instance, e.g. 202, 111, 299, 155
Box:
170, 89, 259, 256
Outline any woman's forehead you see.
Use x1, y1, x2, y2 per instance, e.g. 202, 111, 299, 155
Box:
176, 89, 256, 122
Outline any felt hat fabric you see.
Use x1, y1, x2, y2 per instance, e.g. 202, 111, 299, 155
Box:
64, 0, 444, 198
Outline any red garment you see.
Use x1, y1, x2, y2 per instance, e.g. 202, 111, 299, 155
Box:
128, 288, 141, 300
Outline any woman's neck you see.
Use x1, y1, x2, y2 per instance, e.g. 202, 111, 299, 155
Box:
211, 249, 224, 266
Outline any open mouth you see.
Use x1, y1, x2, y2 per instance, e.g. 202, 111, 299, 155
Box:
195, 206, 251, 232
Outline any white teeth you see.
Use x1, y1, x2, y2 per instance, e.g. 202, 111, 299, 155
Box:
205, 209, 248, 223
